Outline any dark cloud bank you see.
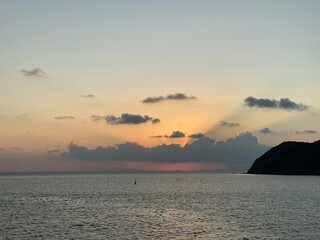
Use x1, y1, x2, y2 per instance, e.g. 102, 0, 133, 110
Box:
64, 132, 269, 171
142, 93, 196, 104
244, 97, 308, 111
20, 68, 45, 77
92, 113, 160, 125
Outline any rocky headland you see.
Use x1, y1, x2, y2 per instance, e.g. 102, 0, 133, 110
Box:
247, 140, 320, 175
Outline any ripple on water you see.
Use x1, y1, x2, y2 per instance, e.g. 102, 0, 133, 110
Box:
0, 173, 319, 239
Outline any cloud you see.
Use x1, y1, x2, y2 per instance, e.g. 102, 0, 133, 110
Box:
278, 98, 309, 111
142, 96, 165, 103
91, 115, 104, 121
106, 114, 151, 125
244, 96, 308, 111
244, 97, 277, 108
188, 133, 205, 139
64, 132, 269, 171
47, 148, 61, 155
303, 130, 317, 134
93, 113, 160, 125
295, 130, 317, 134
150, 135, 163, 138
259, 128, 275, 134
167, 93, 196, 101
0, 148, 5, 151
165, 131, 186, 138
151, 118, 161, 124
220, 121, 240, 128
14, 114, 28, 120
54, 116, 75, 120
150, 132, 205, 139
259, 128, 317, 135
142, 93, 197, 104
80, 94, 95, 98
11, 147, 21, 150
20, 68, 45, 77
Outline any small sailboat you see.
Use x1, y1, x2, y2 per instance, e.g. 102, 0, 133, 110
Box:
134, 179, 136, 185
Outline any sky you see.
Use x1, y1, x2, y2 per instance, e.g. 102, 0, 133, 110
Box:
1, 0, 320, 172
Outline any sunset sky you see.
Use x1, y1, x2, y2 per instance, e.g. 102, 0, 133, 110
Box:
1, 1, 320, 172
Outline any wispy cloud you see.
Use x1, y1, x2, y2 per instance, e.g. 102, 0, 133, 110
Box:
150, 132, 205, 139
14, 114, 28, 120
92, 113, 160, 125
11, 147, 21, 150
143, 96, 165, 103
244, 97, 309, 111
259, 128, 317, 135
20, 68, 45, 77
54, 116, 75, 120
47, 148, 61, 155
295, 130, 317, 134
142, 93, 197, 104
80, 94, 95, 98
91, 115, 104, 122
220, 121, 240, 128
150, 135, 163, 138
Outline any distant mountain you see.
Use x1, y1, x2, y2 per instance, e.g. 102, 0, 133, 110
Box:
247, 140, 320, 175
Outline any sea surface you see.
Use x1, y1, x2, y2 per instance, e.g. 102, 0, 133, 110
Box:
0, 173, 319, 240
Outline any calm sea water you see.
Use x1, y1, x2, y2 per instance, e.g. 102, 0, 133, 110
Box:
0, 173, 319, 240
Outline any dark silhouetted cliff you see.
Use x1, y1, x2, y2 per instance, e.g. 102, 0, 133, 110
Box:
247, 140, 320, 175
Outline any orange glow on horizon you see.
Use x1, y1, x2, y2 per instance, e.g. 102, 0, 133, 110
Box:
0, 157, 226, 173
103, 161, 227, 172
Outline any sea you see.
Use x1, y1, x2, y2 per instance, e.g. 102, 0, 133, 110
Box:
0, 173, 319, 240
